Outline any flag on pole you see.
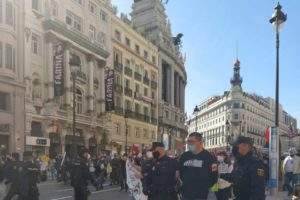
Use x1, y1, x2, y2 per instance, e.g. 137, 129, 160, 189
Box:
265, 126, 270, 146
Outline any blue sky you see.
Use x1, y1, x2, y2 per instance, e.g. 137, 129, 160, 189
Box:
112, 0, 300, 125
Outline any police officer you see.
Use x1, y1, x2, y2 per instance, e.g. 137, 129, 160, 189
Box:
19, 151, 40, 200
145, 142, 179, 200
179, 132, 218, 200
70, 148, 92, 200
3, 152, 21, 200
231, 136, 266, 200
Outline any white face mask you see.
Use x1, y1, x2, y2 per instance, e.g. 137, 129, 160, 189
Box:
146, 151, 153, 159
217, 156, 224, 162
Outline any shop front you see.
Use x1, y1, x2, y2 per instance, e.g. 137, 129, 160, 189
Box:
0, 134, 9, 155
49, 133, 61, 158
25, 136, 50, 156
65, 135, 85, 157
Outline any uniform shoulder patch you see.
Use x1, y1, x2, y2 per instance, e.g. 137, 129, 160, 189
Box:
257, 168, 265, 177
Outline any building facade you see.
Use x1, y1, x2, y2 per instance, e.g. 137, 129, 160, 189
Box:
187, 59, 298, 154
0, 0, 25, 154
107, 13, 159, 154
22, 0, 112, 157
131, 0, 187, 153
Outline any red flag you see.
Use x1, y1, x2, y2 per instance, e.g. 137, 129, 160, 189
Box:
265, 127, 270, 144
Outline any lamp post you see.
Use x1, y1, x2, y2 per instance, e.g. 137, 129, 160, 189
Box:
193, 105, 200, 132
69, 54, 81, 159
269, 2, 287, 195
226, 120, 234, 151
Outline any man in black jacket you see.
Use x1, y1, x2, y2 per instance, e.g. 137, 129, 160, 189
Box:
179, 132, 218, 200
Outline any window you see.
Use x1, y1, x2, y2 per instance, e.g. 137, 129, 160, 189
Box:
5, 44, 14, 70
89, 25, 96, 40
88, 1, 97, 14
151, 131, 155, 139
234, 113, 239, 120
152, 56, 156, 64
75, 88, 83, 114
0, 92, 10, 111
66, 10, 82, 32
0, 0, 2, 23
135, 103, 140, 113
144, 106, 149, 116
31, 121, 43, 137
135, 84, 140, 93
100, 10, 107, 22
144, 87, 148, 96
135, 128, 140, 138
143, 129, 148, 139
5, 1, 13, 26
96, 32, 106, 46
127, 125, 131, 137
31, 34, 39, 55
73, 0, 84, 6
51, 0, 58, 16
144, 50, 148, 59
116, 123, 121, 135
135, 45, 140, 54
125, 79, 130, 88
32, 0, 39, 10
125, 37, 130, 47
115, 30, 121, 41
125, 100, 131, 110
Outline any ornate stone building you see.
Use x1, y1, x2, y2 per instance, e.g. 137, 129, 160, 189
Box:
0, 0, 25, 154
187, 59, 298, 154
131, 0, 187, 153
107, 13, 159, 154
23, 0, 112, 157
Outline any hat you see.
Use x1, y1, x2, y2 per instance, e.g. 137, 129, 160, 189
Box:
151, 142, 164, 150
233, 136, 253, 146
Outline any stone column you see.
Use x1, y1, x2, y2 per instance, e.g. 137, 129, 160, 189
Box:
65, 48, 71, 106
87, 55, 94, 112
170, 66, 174, 106
47, 42, 54, 101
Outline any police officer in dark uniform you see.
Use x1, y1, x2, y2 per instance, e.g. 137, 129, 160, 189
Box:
3, 152, 21, 200
70, 148, 92, 200
231, 136, 266, 200
145, 142, 179, 200
19, 151, 40, 200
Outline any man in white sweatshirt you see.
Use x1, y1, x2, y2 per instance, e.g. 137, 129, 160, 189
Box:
293, 149, 300, 198
283, 149, 295, 196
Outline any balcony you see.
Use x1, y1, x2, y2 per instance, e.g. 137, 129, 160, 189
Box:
134, 72, 142, 81
143, 76, 150, 86
151, 80, 158, 90
76, 71, 87, 83
124, 87, 133, 97
114, 62, 123, 72
124, 66, 133, 77
114, 83, 123, 93
43, 18, 109, 59
124, 109, 134, 118
151, 117, 158, 125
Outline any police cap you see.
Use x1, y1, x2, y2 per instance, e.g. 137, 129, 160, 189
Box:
233, 136, 253, 146
151, 142, 164, 150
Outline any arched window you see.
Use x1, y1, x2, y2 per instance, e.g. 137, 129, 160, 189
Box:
75, 88, 83, 114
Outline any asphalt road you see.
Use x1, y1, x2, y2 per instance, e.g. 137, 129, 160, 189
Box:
38, 181, 131, 200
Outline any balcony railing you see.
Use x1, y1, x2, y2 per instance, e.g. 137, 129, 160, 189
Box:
114, 83, 123, 93
151, 117, 158, 125
134, 72, 142, 81
124, 87, 133, 97
143, 76, 150, 86
77, 71, 87, 83
124, 66, 133, 77
151, 80, 158, 90
114, 106, 124, 115
114, 62, 123, 72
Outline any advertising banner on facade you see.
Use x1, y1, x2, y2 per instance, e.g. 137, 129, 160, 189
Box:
105, 69, 115, 111
53, 42, 64, 97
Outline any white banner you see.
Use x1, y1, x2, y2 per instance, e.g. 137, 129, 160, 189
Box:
26, 136, 50, 147
126, 160, 148, 200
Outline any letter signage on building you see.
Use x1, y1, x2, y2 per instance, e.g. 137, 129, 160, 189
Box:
26, 136, 50, 147
53, 42, 65, 97
105, 69, 115, 111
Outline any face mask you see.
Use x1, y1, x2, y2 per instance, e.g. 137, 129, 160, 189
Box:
146, 151, 153, 159
153, 151, 160, 159
217, 156, 224, 162
188, 144, 197, 154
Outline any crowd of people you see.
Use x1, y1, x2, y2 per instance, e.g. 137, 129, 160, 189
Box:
1, 132, 300, 200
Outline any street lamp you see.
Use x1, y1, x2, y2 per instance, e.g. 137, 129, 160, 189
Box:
69, 54, 81, 159
269, 2, 287, 129
269, 2, 287, 195
193, 105, 200, 131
